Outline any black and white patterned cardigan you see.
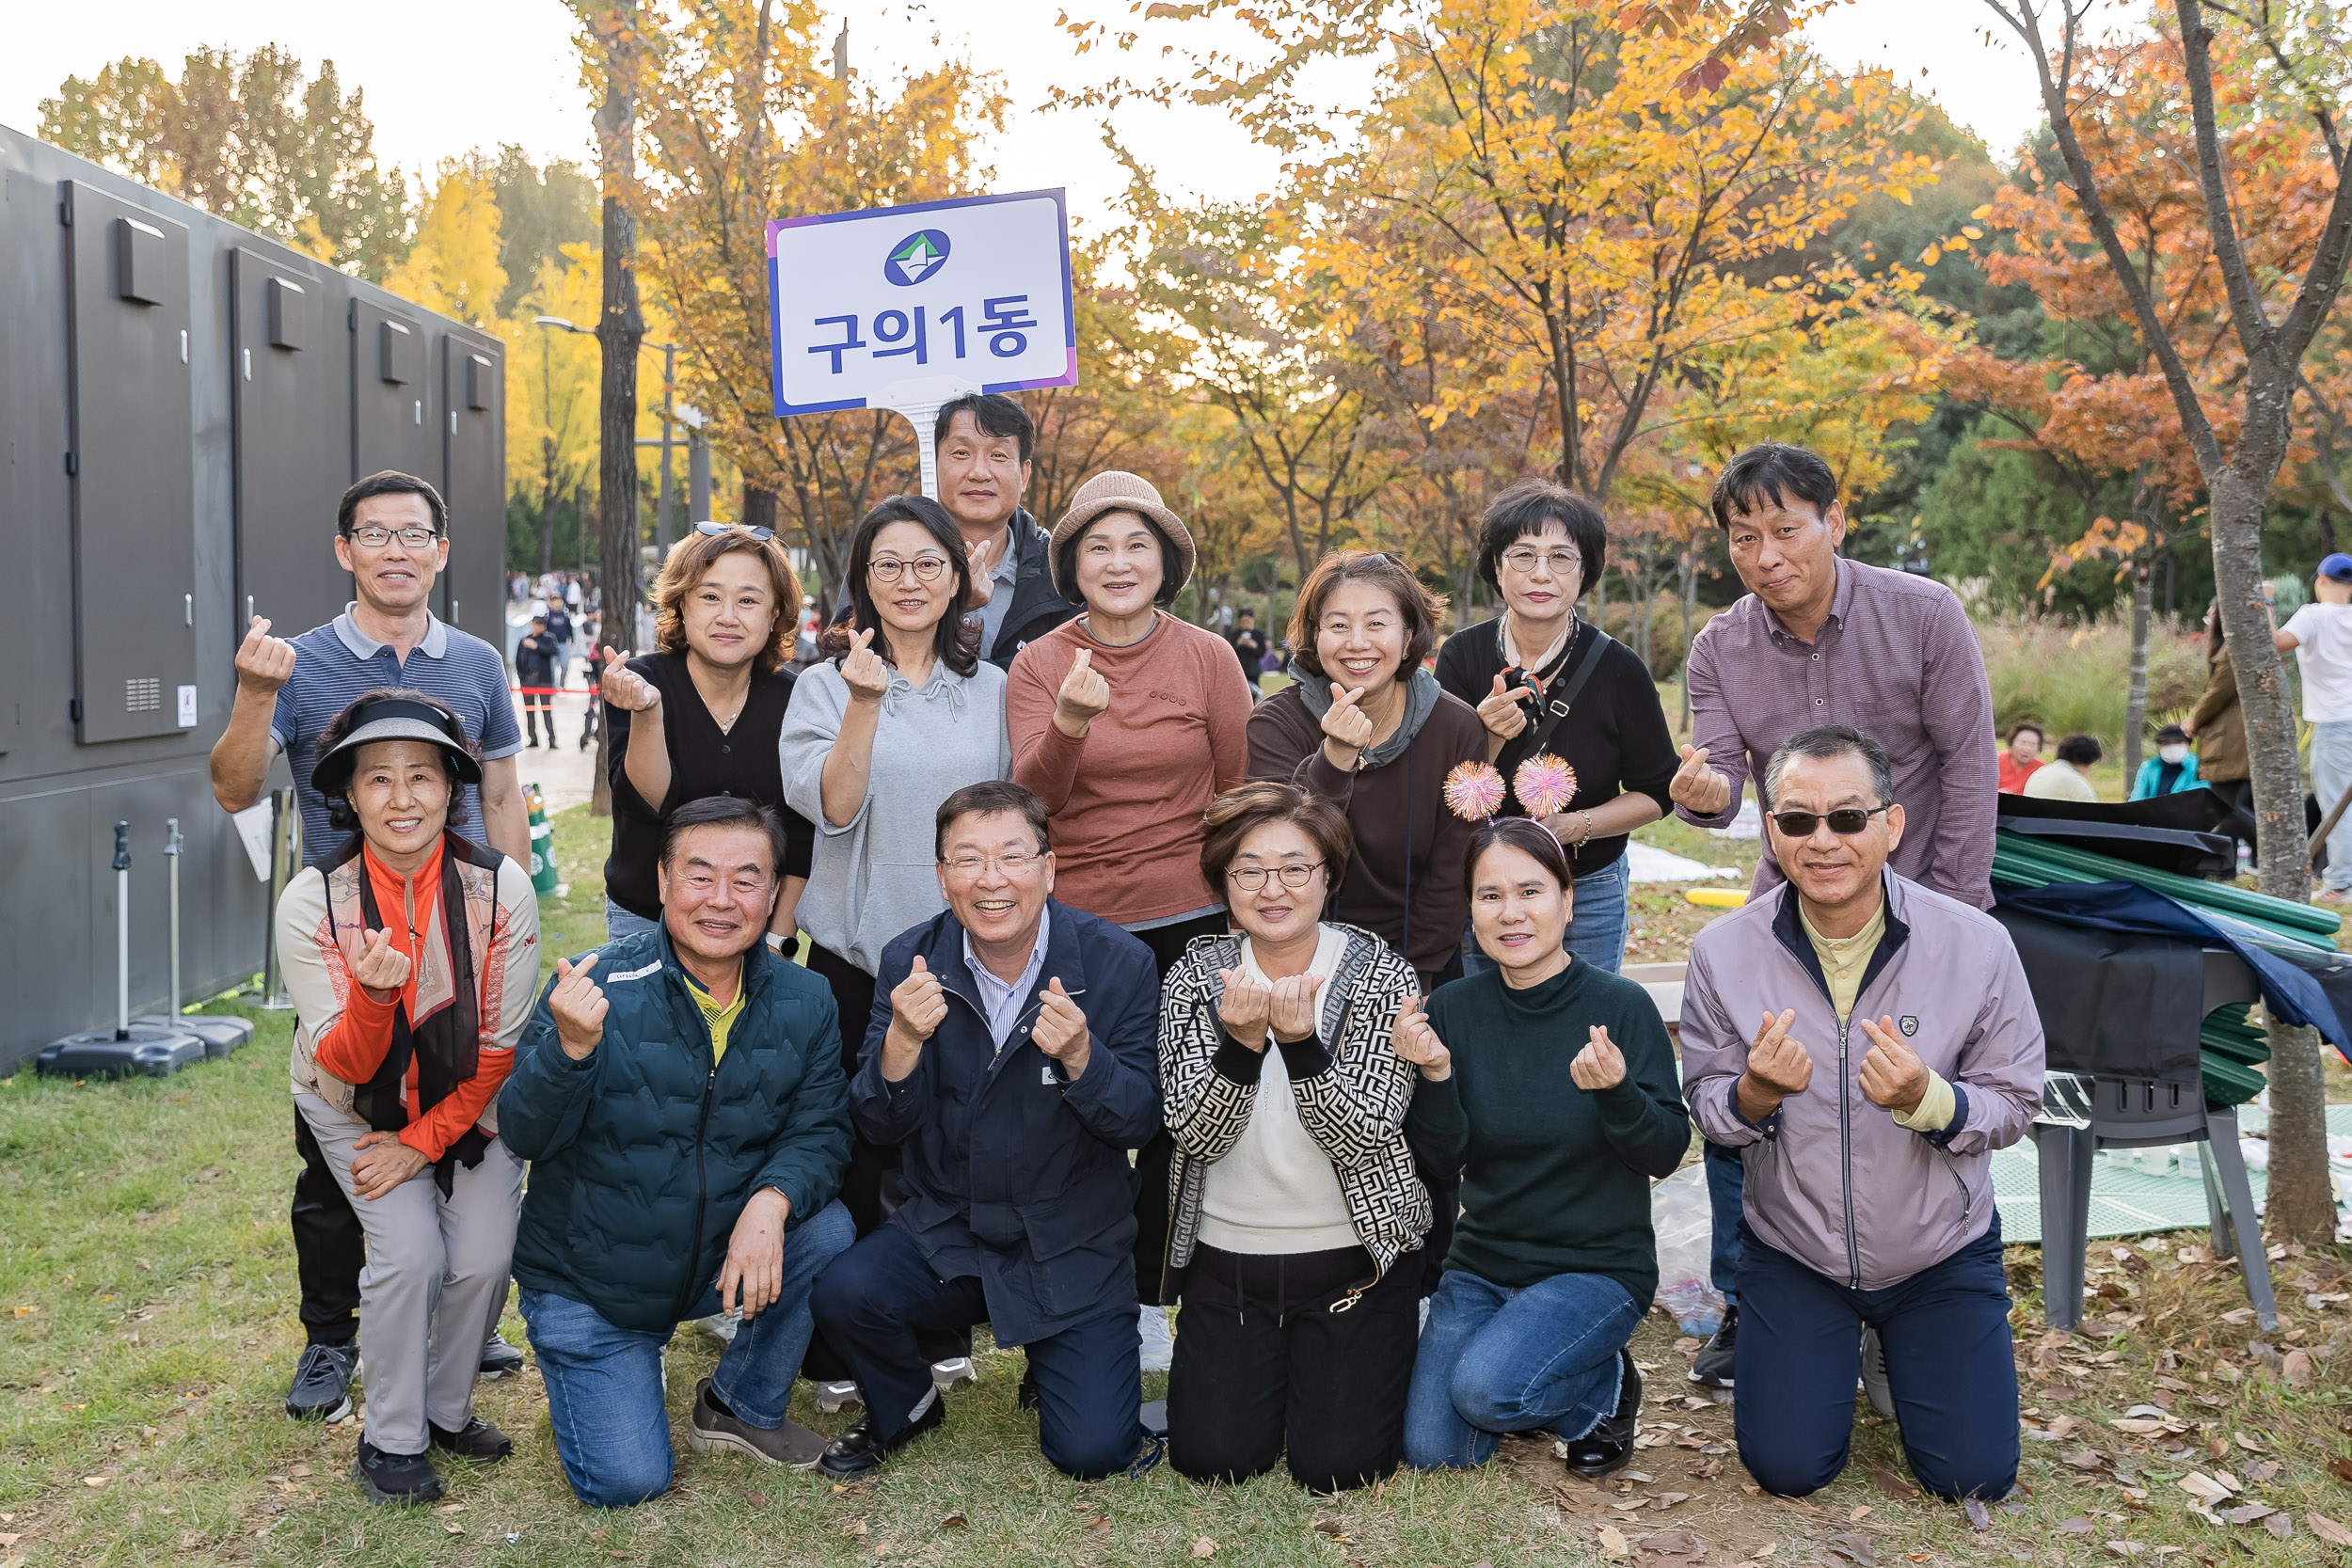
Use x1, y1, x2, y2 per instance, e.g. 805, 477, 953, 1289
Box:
1154, 923, 1434, 1306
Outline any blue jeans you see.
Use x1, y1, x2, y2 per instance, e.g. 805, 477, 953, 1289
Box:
1735, 1218, 2018, 1500
2312, 721, 2352, 890
1704, 1139, 1743, 1308
520, 1200, 854, 1507
605, 899, 660, 942
1402, 1268, 1639, 1470
1459, 853, 1631, 978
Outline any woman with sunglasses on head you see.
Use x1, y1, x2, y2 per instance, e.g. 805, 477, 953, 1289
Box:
278, 689, 542, 1505
1401, 817, 1686, 1481
780, 495, 1011, 1402
598, 523, 817, 946
1432, 480, 1677, 975
1156, 783, 1431, 1493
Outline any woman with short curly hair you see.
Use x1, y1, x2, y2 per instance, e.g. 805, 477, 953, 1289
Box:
597, 524, 816, 943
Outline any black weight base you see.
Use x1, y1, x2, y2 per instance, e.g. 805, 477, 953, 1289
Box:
38, 1022, 207, 1079
135, 1014, 253, 1057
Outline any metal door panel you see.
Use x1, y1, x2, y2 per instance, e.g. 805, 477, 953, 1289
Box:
439, 330, 504, 637
230, 247, 353, 634
63, 181, 199, 744
352, 295, 437, 483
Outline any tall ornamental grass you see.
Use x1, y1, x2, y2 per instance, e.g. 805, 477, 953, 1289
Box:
1977, 610, 2210, 747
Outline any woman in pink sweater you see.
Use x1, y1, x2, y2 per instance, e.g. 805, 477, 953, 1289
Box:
1007, 471, 1254, 973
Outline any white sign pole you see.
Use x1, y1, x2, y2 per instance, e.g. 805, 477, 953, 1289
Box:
767, 189, 1077, 506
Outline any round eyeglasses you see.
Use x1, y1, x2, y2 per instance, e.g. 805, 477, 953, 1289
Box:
870, 555, 950, 584
1226, 862, 1325, 892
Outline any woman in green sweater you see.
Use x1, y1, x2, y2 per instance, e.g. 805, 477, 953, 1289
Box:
1399, 817, 1689, 1477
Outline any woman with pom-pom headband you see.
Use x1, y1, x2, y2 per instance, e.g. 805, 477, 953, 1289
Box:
1429, 478, 1682, 974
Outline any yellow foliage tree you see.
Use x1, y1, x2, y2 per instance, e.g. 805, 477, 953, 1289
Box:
385, 163, 508, 327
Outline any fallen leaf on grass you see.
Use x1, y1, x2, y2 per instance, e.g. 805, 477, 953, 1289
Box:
2219, 1504, 2275, 1525
1653, 1493, 1692, 1510
1596, 1526, 1631, 1560
78, 1478, 104, 1489
1087, 1515, 1111, 1532
846, 1518, 869, 1538
2263, 1513, 2294, 1540
1850, 1505, 1873, 1521
2232, 1432, 2264, 1452
2176, 1473, 2233, 1504
744, 1491, 767, 1510
443, 1523, 463, 1536
2309, 1513, 2352, 1545
939, 1513, 964, 1528
2057, 1517, 2094, 1533
1963, 1497, 1992, 1531
2283, 1351, 2313, 1387
2060, 1449, 2106, 1471
1311, 1517, 1349, 1540
1641, 1530, 1707, 1558
2329, 1457, 2352, 1486
2244, 1460, 2280, 1482
0, 1537, 16, 1549
1823, 1531, 1878, 1565
1189, 1538, 1217, 1559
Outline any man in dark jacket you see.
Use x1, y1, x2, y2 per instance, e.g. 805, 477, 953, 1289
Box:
514, 614, 559, 748
811, 781, 1164, 1481
501, 798, 854, 1507
935, 393, 1080, 667
1230, 608, 1267, 694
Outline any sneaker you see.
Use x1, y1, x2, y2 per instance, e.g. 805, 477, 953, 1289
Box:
1859, 1323, 1895, 1418
1558, 1349, 1642, 1480
1137, 1304, 1175, 1374
814, 1391, 946, 1479
815, 1380, 865, 1414
352, 1437, 443, 1505
478, 1331, 524, 1381
930, 1355, 977, 1392
1127, 1429, 1168, 1480
429, 1415, 514, 1463
688, 1379, 830, 1469
285, 1341, 358, 1423
1688, 1304, 1737, 1388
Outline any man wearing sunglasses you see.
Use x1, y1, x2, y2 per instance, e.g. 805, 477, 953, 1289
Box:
209, 469, 531, 1425
1678, 725, 2042, 1508
1667, 442, 1997, 1394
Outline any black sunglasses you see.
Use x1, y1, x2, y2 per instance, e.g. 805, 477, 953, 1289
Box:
1770, 804, 1892, 838
695, 521, 775, 542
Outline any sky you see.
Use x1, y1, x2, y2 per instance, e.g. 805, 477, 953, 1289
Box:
0, 0, 2143, 233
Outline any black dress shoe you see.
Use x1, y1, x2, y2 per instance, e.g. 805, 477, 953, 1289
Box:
1015, 1368, 1041, 1412
353, 1437, 444, 1504
1689, 1305, 1737, 1388
814, 1393, 946, 1479
1560, 1350, 1642, 1481
429, 1415, 514, 1463
478, 1331, 525, 1381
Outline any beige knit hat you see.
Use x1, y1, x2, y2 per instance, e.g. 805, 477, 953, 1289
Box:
1048, 471, 1197, 596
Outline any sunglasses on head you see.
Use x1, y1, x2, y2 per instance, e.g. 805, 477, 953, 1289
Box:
1770, 804, 1892, 838
695, 521, 775, 542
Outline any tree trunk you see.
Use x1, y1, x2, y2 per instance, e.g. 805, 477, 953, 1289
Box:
588, 11, 644, 822
1679, 546, 1698, 735
2122, 469, 2158, 784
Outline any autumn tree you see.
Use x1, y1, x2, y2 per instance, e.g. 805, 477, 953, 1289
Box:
1984, 0, 2352, 1244
40, 45, 413, 277
384, 164, 508, 326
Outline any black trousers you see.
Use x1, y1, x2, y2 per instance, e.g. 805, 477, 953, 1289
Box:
1129, 911, 1230, 1304
802, 942, 967, 1378
291, 1107, 364, 1346
1168, 1243, 1421, 1493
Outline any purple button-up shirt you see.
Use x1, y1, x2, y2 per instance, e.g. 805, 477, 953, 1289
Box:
1678, 557, 1996, 908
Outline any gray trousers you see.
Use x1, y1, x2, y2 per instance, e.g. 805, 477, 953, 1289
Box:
294, 1091, 521, 1454
2312, 721, 2352, 890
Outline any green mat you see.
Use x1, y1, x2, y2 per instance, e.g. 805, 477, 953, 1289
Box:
1994, 1104, 2352, 1245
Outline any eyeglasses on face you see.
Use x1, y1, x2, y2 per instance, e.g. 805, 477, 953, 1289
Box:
1226, 861, 1324, 892
347, 525, 441, 548
870, 554, 951, 584
695, 521, 775, 542
1769, 804, 1891, 838
1501, 547, 1581, 577
940, 849, 1045, 879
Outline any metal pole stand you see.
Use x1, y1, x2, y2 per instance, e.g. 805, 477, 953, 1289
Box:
138, 816, 253, 1057
260, 786, 297, 1010
36, 820, 204, 1078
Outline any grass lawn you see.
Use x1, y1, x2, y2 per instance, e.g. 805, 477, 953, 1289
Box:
4, 803, 2350, 1566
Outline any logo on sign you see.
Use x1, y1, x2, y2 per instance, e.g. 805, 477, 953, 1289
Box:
883, 230, 951, 287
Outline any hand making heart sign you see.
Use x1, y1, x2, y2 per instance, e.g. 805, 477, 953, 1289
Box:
1053, 647, 1111, 737
1319, 682, 1375, 771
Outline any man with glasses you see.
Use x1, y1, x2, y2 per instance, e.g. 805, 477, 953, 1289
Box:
809, 781, 1165, 1481
1665, 442, 1996, 1392
1678, 725, 2042, 1504
932, 394, 1079, 667
209, 469, 530, 1424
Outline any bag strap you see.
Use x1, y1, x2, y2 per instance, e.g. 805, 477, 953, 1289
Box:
1518, 623, 1615, 755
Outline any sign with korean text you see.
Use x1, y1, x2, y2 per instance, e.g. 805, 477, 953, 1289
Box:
766, 188, 1076, 417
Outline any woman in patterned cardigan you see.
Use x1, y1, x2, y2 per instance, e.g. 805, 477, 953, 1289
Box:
1155, 782, 1435, 1493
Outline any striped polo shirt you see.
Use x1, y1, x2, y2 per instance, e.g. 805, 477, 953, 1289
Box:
269, 607, 524, 868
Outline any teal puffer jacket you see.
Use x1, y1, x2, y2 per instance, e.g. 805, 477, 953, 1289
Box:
500, 926, 852, 1333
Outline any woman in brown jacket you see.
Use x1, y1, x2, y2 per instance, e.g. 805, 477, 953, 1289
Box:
2185, 599, 2254, 857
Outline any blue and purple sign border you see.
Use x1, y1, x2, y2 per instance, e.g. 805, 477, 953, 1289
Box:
766, 187, 1078, 418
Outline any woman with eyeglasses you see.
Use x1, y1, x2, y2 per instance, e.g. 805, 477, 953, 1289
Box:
597, 523, 817, 946
1402, 817, 1686, 1481
781, 494, 1010, 1402
1156, 782, 1431, 1493
1432, 480, 1677, 975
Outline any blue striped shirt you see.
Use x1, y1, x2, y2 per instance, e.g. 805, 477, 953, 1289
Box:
269, 607, 524, 868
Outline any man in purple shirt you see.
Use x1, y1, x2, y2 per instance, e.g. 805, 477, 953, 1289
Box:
1667, 443, 1997, 1392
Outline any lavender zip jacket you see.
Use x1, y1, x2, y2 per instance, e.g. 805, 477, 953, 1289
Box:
1681, 870, 2045, 1290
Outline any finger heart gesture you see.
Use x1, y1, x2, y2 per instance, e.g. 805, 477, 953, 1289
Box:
548, 954, 609, 1059
1475, 673, 1530, 741
350, 927, 411, 999
1055, 648, 1111, 732
599, 647, 660, 711
1032, 978, 1091, 1076
890, 954, 948, 1044
1569, 1024, 1626, 1090
1388, 991, 1451, 1081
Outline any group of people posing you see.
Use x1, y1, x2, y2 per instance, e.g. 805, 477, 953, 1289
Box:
207, 397, 2044, 1514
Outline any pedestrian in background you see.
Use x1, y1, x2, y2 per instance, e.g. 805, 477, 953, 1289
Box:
2185, 601, 2254, 858
1996, 721, 2044, 794
2023, 734, 2102, 801
2274, 554, 2352, 900
2128, 724, 2201, 800
514, 614, 559, 750
1231, 608, 1268, 696
543, 594, 575, 684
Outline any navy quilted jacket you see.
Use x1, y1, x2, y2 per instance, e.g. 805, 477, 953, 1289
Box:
500, 925, 852, 1333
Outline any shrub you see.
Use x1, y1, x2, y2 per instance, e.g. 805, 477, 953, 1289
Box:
1977, 610, 2208, 749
